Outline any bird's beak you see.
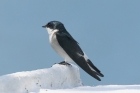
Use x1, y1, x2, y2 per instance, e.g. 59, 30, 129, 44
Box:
42, 25, 46, 28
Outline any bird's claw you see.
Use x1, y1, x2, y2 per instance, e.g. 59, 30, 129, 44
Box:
58, 61, 71, 66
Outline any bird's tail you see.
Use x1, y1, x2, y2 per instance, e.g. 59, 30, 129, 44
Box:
74, 57, 104, 81
87, 59, 104, 77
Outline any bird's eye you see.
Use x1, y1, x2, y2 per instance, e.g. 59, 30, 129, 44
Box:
47, 23, 51, 27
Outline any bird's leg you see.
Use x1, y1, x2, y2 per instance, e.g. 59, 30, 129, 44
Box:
58, 61, 71, 66
58, 61, 65, 64
52, 61, 70, 67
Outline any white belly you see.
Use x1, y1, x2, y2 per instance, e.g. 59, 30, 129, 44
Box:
48, 29, 74, 62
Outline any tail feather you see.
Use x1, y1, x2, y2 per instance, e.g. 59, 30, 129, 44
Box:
74, 57, 103, 81
87, 59, 104, 77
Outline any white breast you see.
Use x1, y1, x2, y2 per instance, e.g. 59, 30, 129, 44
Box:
46, 28, 74, 62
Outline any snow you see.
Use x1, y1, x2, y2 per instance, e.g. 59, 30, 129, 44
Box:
35, 85, 140, 93
0, 64, 140, 93
0, 64, 82, 93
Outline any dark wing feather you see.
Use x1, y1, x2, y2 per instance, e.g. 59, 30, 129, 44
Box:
56, 31, 103, 81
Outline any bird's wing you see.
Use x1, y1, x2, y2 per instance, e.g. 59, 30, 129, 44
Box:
56, 31, 104, 81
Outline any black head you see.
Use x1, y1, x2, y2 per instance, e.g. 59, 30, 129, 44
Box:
42, 21, 64, 30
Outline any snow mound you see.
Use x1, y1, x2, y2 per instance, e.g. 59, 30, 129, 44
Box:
0, 64, 82, 93
1, 64, 139, 93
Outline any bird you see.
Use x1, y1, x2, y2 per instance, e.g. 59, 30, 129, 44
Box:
42, 21, 104, 81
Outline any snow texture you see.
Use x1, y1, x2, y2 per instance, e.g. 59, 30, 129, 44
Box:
0, 63, 140, 93
35, 85, 140, 93
39, 85, 140, 93
0, 64, 82, 93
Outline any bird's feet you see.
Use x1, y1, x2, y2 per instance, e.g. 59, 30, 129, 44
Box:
58, 61, 71, 66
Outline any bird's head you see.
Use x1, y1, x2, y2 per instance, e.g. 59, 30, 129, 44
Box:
42, 21, 64, 29
42, 21, 65, 34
